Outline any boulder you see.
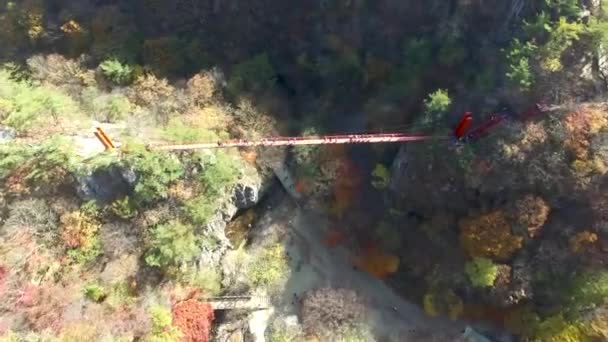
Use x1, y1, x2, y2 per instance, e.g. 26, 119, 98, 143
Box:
233, 161, 272, 210
77, 165, 136, 203
0, 126, 16, 143
234, 183, 263, 210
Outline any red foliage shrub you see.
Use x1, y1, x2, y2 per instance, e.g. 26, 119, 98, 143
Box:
172, 299, 214, 342
24, 285, 70, 333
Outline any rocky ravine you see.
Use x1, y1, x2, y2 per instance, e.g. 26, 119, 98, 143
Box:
235, 160, 508, 341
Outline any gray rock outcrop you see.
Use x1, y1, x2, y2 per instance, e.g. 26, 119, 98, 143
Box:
77, 165, 137, 203
0, 126, 16, 143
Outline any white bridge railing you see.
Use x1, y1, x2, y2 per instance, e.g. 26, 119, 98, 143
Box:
203, 295, 272, 310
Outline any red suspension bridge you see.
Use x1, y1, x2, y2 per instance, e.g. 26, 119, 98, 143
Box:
148, 132, 439, 151
94, 104, 549, 151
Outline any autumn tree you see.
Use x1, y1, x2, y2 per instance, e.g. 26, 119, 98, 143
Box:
172, 299, 214, 342
59, 207, 102, 264
186, 71, 220, 107
301, 287, 365, 338
459, 210, 523, 261
569, 231, 599, 253
562, 106, 608, 187
350, 249, 400, 279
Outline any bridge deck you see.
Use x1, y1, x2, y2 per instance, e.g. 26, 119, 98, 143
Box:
204, 295, 271, 310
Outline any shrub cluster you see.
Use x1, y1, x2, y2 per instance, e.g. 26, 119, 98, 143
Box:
301, 287, 366, 338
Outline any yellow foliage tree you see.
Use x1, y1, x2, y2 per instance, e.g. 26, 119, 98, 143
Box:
459, 210, 523, 261
131, 74, 175, 107
186, 72, 219, 106
569, 231, 598, 253
563, 107, 608, 187
60, 20, 89, 57
17, 0, 45, 41
571, 157, 608, 186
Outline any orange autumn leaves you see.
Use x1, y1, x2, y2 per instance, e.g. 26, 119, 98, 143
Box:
563, 106, 608, 186
324, 230, 400, 279
569, 231, 599, 253
459, 210, 523, 261
351, 245, 400, 279
459, 195, 550, 262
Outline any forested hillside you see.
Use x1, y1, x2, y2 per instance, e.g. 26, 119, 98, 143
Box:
1, 0, 608, 341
